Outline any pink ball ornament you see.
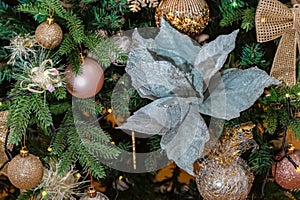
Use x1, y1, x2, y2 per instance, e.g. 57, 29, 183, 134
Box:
272, 146, 300, 190
65, 58, 104, 98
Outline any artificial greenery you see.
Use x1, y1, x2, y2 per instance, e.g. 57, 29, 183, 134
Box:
240, 43, 269, 69
219, 0, 254, 31
1, 0, 300, 199
18, 0, 123, 69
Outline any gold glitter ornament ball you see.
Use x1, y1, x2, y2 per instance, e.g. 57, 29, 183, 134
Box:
196, 158, 254, 200
35, 17, 63, 49
7, 150, 44, 190
155, 0, 210, 37
272, 148, 300, 190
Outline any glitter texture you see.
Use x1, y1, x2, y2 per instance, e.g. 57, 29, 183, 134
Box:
196, 122, 256, 200
272, 150, 300, 190
7, 153, 44, 189
155, 0, 210, 37
0, 110, 8, 143
35, 20, 63, 49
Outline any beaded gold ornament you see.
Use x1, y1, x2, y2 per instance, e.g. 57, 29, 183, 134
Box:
155, 0, 210, 37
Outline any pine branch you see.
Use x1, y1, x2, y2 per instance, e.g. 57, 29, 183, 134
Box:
30, 93, 53, 134
249, 142, 273, 175
17, 189, 34, 200
77, 145, 106, 179
65, 11, 85, 44
7, 92, 33, 144
17, 3, 48, 16
51, 127, 68, 155
58, 33, 76, 56
220, 9, 243, 27
83, 141, 120, 160
58, 144, 74, 173
73, 98, 104, 116
74, 120, 111, 144
241, 8, 255, 32
51, 86, 67, 100
49, 101, 71, 115
52, 111, 119, 179
83, 34, 122, 67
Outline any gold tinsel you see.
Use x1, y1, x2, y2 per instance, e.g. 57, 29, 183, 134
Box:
128, 0, 159, 12
155, 0, 210, 37
4, 34, 37, 65
196, 122, 257, 200
35, 161, 85, 200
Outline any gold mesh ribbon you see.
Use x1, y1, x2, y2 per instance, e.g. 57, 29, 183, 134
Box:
255, 0, 300, 86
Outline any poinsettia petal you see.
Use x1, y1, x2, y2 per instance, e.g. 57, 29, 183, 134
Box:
199, 67, 280, 120
126, 48, 201, 99
117, 97, 192, 135
161, 105, 209, 175
194, 30, 239, 87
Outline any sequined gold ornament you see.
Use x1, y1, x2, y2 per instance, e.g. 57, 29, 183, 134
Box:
35, 16, 63, 49
155, 0, 210, 37
7, 148, 44, 190
272, 145, 300, 190
80, 187, 109, 200
196, 122, 257, 200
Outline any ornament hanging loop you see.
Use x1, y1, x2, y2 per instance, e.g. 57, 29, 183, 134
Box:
79, 44, 85, 63
47, 6, 55, 25
20, 133, 29, 157
287, 144, 295, 154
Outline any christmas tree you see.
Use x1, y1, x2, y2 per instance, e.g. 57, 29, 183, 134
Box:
1, 0, 300, 199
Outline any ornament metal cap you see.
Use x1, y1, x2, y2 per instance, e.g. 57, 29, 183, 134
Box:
46, 16, 54, 25
288, 144, 295, 154
87, 186, 97, 198
20, 147, 29, 158
79, 53, 85, 63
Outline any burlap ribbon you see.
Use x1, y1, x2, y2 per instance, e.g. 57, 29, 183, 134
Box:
21, 59, 62, 93
255, 0, 300, 86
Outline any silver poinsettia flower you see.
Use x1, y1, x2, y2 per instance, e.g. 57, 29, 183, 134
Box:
118, 19, 280, 175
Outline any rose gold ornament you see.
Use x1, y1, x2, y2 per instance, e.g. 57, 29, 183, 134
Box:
272, 146, 300, 190
35, 16, 63, 49
155, 0, 210, 37
65, 57, 104, 98
7, 149, 43, 190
